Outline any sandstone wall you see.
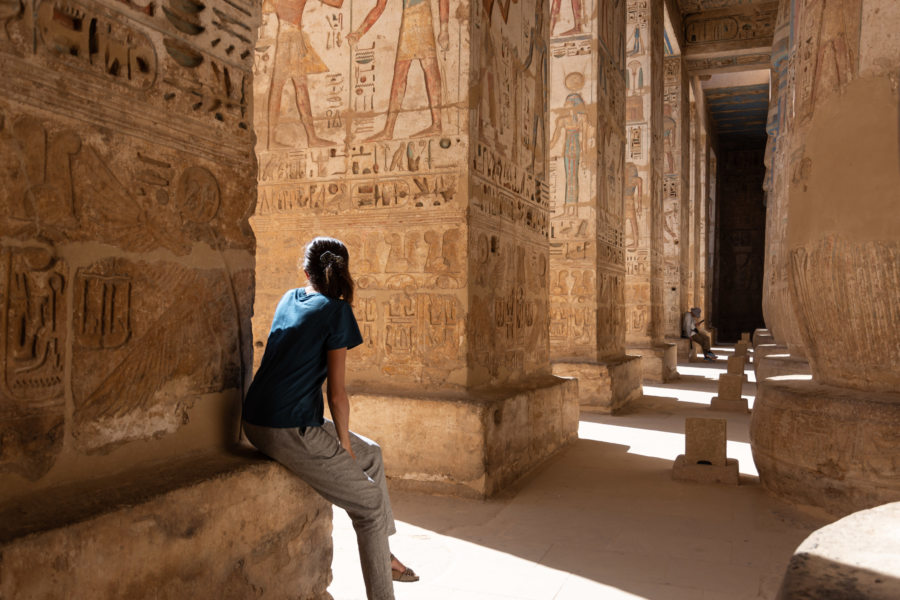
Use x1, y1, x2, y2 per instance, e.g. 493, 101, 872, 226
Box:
547, 0, 627, 362
1, 0, 258, 502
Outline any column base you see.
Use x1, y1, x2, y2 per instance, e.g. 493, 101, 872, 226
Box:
672, 456, 739, 485
552, 355, 643, 414
710, 396, 750, 413
347, 375, 579, 498
627, 343, 678, 382
751, 379, 900, 516
756, 352, 812, 381
777, 502, 900, 600
666, 336, 702, 361
0, 453, 333, 599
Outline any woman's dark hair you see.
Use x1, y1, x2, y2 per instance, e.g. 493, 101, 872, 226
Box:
302, 237, 354, 304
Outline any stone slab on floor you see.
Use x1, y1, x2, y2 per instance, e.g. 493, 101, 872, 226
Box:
627, 343, 678, 382
552, 355, 642, 414
752, 378, 900, 516
684, 417, 727, 466
777, 502, 900, 600
346, 375, 579, 498
0, 452, 332, 600
756, 354, 812, 381
672, 456, 739, 485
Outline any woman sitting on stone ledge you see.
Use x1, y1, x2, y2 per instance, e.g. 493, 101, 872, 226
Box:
242, 236, 417, 600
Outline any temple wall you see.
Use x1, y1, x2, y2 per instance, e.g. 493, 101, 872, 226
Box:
547, 0, 626, 362
1, 0, 257, 503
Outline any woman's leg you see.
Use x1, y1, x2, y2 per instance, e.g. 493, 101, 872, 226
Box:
243, 422, 395, 600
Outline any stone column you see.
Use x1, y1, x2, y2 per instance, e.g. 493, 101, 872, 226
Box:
0, 0, 333, 595
757, 0, 811, 378
251, 0, 577, 498
662, 55, 690, 344
547, 0, 642, 412
751, 0, 900, 516
694, 129, 709, 331
624, 0, 676, 381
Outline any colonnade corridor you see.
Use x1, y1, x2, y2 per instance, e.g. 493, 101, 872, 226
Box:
329, 349, 830, 600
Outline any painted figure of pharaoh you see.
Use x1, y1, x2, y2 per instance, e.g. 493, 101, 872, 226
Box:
349, 0, 449, 140
549, 0, 583, 37
267, 0, 343, 148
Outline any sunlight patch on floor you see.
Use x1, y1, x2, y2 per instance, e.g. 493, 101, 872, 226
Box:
579, 421, 758, 477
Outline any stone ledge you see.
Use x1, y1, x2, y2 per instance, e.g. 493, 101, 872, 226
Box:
0, 451, 333, 599
777, 502, 900, 600
627, 343, 678, 382
672, 456, 739, 485
710, 396, 750, 413
552, 355, 642, 414
346, 375, 579, 498
751, 379, 900, 516
756, 353, 812, 381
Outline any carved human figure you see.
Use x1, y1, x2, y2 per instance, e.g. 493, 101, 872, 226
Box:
522, 0, 548, 174
476, 0, 514, 145
549, 77, 589, 209
348, 0, 449, 141
267, 0, 343, 148
549, 0, 582, 37
624, 161, 642, 248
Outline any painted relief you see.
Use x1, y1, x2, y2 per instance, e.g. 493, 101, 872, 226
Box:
684, 5, 777, 46
661, 55, 686, 338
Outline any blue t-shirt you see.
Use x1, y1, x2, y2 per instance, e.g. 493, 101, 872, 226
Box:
242, 289, 363, 428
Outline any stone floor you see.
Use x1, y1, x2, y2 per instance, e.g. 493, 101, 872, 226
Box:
330, 346, 832, 600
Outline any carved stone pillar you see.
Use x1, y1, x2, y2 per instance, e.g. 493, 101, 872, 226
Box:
662, 55, 690, 345
624, 0, 676, 381
751, 0, 900, 516
547, 0, 641, 412
251, 0, 577, 497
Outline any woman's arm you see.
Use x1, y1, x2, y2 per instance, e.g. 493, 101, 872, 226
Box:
326, 347, 355, 458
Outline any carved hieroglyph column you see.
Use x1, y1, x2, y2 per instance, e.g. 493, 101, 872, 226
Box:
546, 0, 642, 412
1, 0, 256, 494
251, 0, 577, 497
752, 0, 900, 516
623, 0, 676, 381
662, 55, 690, 342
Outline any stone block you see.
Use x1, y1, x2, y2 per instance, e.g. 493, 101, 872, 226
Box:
672, 456, 739, 485
0, 454, 332, 600
735, 341, 750, 357
777, 502, 900, 600
740, 332, 751, 343
726, 356, 749, 382
346, 375, 579, 498
710, 396, 750, 413
753, 343, 784, 374
752, 328, 774, 348
553, 355, 642, 414
627, 343, 679, 383
717, 373, 745, 399
684, 418, 727, 466
751, 378, 900, 516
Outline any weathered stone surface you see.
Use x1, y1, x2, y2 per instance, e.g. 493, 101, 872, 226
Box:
752, 328, 774, 347
777, 501, 900, 600
552, 356, 642, 414
755, 354, 811, 381
716, 373, 743, 399
1, 0, 257, 502
0, 454, 332, 599
726, 355, 746, 377
628, 343, 678, 383
672, 456, 739, 485
751, 378, 900, 516
684, 417, 726, 467
345, 376, 579, 498
709, 396, 749, 413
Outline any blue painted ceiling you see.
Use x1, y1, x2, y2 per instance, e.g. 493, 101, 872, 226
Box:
704, 83, 769, 141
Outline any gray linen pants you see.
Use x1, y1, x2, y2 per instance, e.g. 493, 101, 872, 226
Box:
243, 420, 396, 600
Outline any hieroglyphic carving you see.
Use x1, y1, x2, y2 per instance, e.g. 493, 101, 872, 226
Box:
684, 3, 778, 46
0, 245, 66, 480
71, 259, 242, 452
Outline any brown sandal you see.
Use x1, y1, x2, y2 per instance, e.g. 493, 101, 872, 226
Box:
392, 567, 420, 582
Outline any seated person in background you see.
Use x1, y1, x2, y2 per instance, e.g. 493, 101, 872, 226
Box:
682, 307, 717, 361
